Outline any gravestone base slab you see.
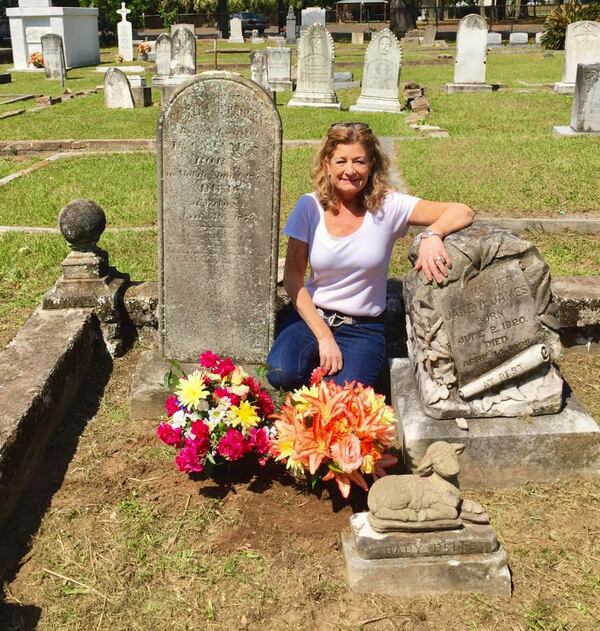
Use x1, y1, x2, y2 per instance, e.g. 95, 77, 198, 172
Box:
391, 357, 600, 488
342, 532, 511, 597
287, 94, 341, 108
445, 83, 493, 93
131, 85, 152, 107
553, 125, 600, 137
334, 80, 360, 89
228, 37, 245, 44
350, 97, 403, 113
270, 79, 293, 91
554, 82, 574, 95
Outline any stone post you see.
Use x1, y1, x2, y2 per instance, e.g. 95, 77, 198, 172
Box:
42, 199, 130, 356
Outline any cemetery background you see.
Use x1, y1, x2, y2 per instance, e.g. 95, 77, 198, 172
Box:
0, 30, 599, 630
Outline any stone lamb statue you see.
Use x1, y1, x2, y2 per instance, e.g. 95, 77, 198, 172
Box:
367, 441, 489, 532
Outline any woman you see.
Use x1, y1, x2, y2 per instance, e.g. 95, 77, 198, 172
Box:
267, 123, 474, 391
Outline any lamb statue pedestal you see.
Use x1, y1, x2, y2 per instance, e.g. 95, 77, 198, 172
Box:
343, 442, 512, 597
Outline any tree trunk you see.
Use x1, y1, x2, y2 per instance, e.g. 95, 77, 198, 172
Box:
277, 0, 285, 32
217, 0, 229, 39
389, 0, 416, 38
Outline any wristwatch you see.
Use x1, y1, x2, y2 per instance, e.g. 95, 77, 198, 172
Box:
420, 228, 444, 239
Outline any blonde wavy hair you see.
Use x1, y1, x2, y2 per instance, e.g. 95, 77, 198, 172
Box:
311, 123, 391, 214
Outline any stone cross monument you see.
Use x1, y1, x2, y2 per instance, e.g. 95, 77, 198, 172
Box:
117, 2, 133, 62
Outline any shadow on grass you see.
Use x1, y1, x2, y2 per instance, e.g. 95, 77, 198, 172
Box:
0, 340, 113, 630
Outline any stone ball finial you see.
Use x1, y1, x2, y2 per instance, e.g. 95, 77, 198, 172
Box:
58, 199, 106, 252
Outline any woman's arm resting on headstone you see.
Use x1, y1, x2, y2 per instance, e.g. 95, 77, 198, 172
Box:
283, 237, 343, 375
408, 201, 475, 283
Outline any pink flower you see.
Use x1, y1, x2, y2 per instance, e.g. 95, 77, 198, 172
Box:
249, 427, 270, 455
164, 395, 180, 417
214, 387, 240, 407
190, 420, 210, 453
310, 367, 327, 386
199, 350, 220, 369
215, 357, 235, 378
156, 422, 182, 447
331, 434, 363, 473
256, 390, 274, 417
217, 429, 249, 461
243, 376, 261, 396
175, 440, 205, 473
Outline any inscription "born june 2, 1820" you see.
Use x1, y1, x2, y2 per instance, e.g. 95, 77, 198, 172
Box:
435, 259, 543, 384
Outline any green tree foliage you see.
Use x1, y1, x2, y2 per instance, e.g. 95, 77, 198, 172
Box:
541, 1, 600, 50
80, 0, 158, 37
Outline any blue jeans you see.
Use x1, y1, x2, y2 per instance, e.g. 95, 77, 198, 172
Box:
267, 309, 386, 391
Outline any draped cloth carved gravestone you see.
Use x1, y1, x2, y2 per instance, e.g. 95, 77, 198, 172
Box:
41, 33, 66, 85
157, 72, 282, 362
445, 14, 491, 93
288, 24, 340, 109
250, 51, 271, 92
155, 33, 171, 76
555, 21, 600, 94
403, 223, 564, 419
170, 26, 196, 76
350, 28, 402, 114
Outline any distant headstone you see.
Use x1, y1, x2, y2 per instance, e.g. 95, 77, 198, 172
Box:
535, 32, 542, 46
157, 71, 282, 363
170, 26, 196, 76
288, 23, 340, 109
554, 63, 600, 136
250, 50, 271, 92
487, 32, 502, 47
128, 74, 152, 107
116, 2, 133, 62
104, 66, 134, 108
422, 24, 437, 46
352, 32, 364, 45
155, 33, 171, 76
509, 32, 528, 46
555, 21, 600, 94
350, 28, 402, 113
286, 6, 297, 44
301, 7, 326, 28
41, 33, 65, 85
171, 23, 195, 37
446, 14, 492, 93
266, 46, 293, 91
229, 17, 244, 44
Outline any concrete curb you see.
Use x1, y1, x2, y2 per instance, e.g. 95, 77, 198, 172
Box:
0, 308, 101, 529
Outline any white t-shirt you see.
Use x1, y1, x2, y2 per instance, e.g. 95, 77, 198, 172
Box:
284, 191, 420, 317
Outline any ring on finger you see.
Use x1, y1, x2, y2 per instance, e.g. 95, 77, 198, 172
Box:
434, 255, 446, 263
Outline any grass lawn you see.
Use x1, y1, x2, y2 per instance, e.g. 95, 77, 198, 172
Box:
1, 348, 598, 630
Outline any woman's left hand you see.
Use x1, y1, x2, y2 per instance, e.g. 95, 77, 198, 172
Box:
414, 236, 452, 284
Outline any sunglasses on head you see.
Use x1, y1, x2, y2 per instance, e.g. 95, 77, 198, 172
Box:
328, 122, 371, 130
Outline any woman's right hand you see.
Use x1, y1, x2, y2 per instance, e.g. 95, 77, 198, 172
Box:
318, 333, 343, 375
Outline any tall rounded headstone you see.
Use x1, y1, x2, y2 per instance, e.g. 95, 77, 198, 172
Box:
157, 72, 282, 363
288, 24, 340, 109
170, 26, 196, 76
350, 28, 402, 113
155, 33, 172, 76
454, 14, 488, 84
41, 33, 66, 83
555, 21, 600, 94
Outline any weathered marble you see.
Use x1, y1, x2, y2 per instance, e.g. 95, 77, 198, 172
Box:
301, 7, 325, 28
403, 222, 564, 418
352, 32, 364, 45
423, 24, 437, 46
116, 2, 133, 62
157, 72, 282, 362
229, 17, 244, 44
446, 14, 491, 93
170, 26, 195, 76
250, 50, 271, 92
555, 62, 600, 135
509, 32, 528, 46
487, 32, 502, 47
171, 23, 195, 37
104, 66, 134, 108
288, 24, 340, 108
350, 28, 402, 113
41, 33, 65, 84
266, 46, 292, 91
555, 21, 600, 94
286, 6, 296, 44
155, 33, 171, 76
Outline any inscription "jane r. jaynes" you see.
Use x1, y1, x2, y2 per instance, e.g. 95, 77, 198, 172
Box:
444, 283, 529, 321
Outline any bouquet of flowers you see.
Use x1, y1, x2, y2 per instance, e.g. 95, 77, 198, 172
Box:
157, 350, 275, 474
269, 369, 398, 498
137, 42, 152, 55
29, 52, 44, 68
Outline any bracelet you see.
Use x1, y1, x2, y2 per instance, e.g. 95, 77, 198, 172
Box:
420, 228, 444, 239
